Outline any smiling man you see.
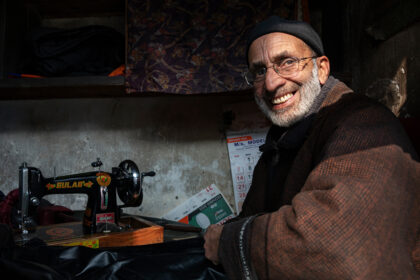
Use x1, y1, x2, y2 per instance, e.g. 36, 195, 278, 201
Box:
250, 32, 328, 128
204, 16, 420, 279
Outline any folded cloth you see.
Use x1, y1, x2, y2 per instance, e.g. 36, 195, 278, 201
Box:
0, 189, 19, 226
37, 205, 77, 225
0, 189, 76, 228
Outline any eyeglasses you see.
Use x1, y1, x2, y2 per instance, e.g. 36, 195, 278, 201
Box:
244, 56, 317, 85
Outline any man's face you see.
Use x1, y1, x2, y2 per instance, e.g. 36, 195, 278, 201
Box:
248, 33, 322, 127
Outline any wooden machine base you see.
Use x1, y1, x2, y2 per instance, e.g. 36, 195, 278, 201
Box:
15, 216, 164, 248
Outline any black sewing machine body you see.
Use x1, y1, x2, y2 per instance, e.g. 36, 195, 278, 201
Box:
18, 160, 155, 235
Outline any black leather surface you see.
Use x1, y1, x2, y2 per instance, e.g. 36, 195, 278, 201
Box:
0, 236, 226, 280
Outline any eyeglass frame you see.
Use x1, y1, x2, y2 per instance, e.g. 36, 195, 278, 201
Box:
243, 56, 318, 86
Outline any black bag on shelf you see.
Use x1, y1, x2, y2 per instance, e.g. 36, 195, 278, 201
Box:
24, 25, 124, 77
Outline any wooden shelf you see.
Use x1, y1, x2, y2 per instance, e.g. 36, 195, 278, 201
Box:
0, 76, 125, 99
0, 76, 257, 100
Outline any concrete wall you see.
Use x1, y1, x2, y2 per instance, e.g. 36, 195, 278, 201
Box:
0, 95, 253, 217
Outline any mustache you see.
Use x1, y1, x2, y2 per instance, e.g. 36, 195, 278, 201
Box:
267, 84, 301, 98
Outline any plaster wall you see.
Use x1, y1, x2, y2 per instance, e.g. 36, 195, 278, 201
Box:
0, 95, 252, 217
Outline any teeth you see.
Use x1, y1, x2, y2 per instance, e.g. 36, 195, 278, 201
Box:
273, 93, 293, 104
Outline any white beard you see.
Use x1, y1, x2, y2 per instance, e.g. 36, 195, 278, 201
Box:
255, 64, 321, 127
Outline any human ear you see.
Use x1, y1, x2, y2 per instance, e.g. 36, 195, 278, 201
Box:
316, 56, 330, 85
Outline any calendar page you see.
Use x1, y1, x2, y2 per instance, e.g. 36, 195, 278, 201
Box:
226, 129, 268, 214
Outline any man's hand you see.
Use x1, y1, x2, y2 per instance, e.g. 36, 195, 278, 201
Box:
203, 224, 224, 265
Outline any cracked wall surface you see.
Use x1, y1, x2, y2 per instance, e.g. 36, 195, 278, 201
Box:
0, 95, 254, 217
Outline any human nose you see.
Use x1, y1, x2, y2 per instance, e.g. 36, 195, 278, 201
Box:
264, 66, 286, 92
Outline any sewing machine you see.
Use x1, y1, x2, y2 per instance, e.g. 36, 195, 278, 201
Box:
18, 159, 155, 235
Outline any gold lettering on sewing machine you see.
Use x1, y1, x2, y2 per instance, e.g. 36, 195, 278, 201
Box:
96, 172, 111, 187
46, 181, 94, 190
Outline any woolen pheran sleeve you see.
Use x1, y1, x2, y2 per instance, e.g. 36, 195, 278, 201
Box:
218, 96, 420, 279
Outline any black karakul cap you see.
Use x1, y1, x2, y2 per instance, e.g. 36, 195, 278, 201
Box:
246, 16, 324, 61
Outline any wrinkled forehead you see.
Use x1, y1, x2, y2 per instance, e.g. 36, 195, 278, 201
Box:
247, 32, 312, 66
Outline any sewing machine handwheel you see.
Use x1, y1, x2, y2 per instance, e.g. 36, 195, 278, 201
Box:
117, 160, 143, 207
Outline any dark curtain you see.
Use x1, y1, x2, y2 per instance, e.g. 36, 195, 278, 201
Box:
126, 0, 295, 94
